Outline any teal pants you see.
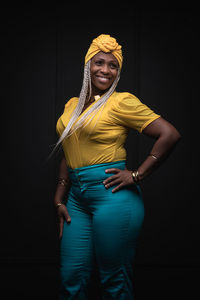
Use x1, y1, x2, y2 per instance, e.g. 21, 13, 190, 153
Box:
59, 160, 145, 299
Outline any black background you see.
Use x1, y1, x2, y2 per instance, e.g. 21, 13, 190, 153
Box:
1, 4, 199, 299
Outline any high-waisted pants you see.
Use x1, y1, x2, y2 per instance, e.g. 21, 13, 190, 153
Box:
59, 160, 145, 299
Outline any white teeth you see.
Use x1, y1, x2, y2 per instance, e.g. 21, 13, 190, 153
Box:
98, 76, 109, 82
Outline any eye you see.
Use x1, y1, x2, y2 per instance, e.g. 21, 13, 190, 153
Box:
110, 63, 118, 69
95, 60, 103, 66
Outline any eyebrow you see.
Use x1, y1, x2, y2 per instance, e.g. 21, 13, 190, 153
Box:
94, 58, 118, 64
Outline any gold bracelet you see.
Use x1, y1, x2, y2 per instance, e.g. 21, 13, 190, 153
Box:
149, 154, 158, 160
135, 170, 139, 181
132, 170, 140, 183
58, 178, 68, 187
132, 171, 136, 183
55, 202, 63, 208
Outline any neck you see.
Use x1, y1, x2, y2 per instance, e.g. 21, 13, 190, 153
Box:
90, 83, 109, 100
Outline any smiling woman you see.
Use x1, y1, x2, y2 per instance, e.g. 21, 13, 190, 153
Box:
53, 34, 181, 299
90, 52, 119, 93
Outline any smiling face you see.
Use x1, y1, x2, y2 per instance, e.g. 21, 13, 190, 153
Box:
90, 51, 119, 96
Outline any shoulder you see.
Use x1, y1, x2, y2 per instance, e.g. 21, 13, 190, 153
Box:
63, 97, 79, 113
64, 97, 78, 109
112, 91, 142, 107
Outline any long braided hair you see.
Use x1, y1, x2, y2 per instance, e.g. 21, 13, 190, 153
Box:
51, 59, 120, 157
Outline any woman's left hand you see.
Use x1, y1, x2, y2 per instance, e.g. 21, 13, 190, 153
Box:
103, 168, 134, 193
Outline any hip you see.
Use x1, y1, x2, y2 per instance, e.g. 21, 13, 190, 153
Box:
66, 160, 144, 211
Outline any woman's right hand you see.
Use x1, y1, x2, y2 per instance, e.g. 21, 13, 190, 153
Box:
57, 204, 71, 239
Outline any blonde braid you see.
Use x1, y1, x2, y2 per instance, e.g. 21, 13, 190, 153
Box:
51, 60, 120, 156
69, 69, 120, 136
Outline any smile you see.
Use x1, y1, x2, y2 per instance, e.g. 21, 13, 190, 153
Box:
96, 75, 110, 83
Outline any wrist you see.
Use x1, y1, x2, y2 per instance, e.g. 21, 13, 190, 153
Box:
57, 177, 69, 188
137, 169, 144, 181
131, 170, 140, 184
55, 202, 64, 209
54, 198, 64, 207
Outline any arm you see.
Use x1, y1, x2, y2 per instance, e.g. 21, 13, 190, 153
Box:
54, 156, 72, 239
103, 117, 181, 192
137, 117, 181, 181
54, 156, 71, 207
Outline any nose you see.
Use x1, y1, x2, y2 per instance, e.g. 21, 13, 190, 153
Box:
100, 63, 109, 74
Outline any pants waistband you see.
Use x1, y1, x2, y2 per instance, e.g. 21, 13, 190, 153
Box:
67, 160, 126, 185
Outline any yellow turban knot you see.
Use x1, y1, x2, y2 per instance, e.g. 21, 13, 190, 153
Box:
85, 34, 123, 69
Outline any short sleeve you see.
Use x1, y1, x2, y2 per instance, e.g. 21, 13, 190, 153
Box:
63, 97, 77, 112
56, 119, 61, 136
110, 93, 161, 133
56, 97, 77, 136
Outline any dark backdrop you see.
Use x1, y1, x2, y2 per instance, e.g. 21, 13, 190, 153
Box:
1, 4, 199, 299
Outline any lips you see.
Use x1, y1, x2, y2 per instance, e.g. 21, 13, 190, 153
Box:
96, 75, 110, 83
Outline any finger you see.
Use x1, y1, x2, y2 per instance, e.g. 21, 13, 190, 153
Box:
59, 217, 64, 239
112, 182, 124, 193
104, 178, 121, 189
103, 174, 118, 184
105, 168, 120, 174
64, 211, 71, 223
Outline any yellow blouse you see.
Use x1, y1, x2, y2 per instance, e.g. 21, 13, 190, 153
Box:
56, 91, 160, 169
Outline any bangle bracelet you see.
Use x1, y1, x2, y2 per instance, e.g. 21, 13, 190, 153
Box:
135, 170, 139, 181
132, 170, 140, 183
149, 154, 158, 160
58, 178, 68, 187
55, 203, 63, 208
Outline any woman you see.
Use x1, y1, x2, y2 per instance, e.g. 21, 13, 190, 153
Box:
54, 34, 181, 299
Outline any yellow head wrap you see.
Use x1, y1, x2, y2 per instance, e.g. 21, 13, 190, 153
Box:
85, 34, 123, 69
